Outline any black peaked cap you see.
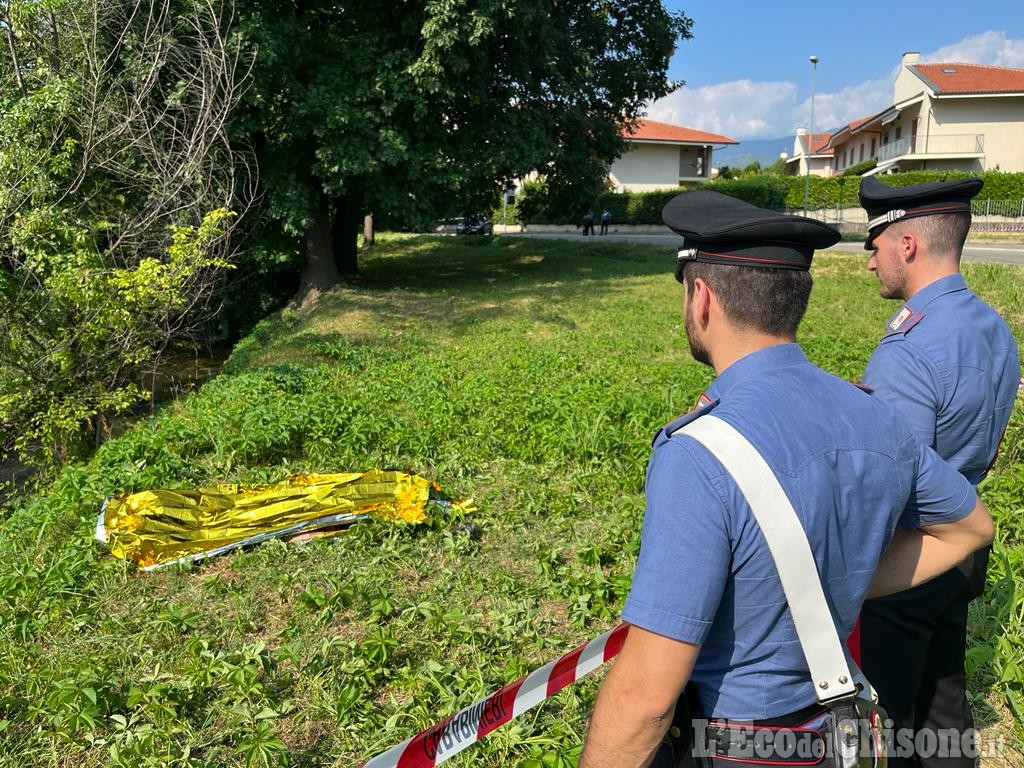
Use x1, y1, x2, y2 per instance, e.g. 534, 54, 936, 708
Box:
662, 190, 840, 282
859, 176, 983, 250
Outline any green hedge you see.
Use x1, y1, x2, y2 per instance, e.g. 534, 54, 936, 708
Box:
517, 171, 1024, 225
769, 170, 1024, 212
709, 176, 792, 211
514, 183, 682, 226
783, 170, 1024, 211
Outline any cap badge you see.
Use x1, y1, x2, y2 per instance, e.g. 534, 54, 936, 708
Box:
868, 208, 907, 230
677, 247, 699, 263
889, 306, 913, 331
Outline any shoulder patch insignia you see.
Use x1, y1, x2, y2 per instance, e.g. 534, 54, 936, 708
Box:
663, 397, 720, 440
886, 306, 924, 336
888, 306, 912, 331
652, 393, 719, 446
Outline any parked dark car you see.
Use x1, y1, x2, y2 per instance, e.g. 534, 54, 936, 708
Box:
456, 214, 494, 235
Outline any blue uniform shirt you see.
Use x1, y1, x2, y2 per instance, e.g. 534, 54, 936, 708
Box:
863, 273, 1020, 484
621, 344, 975, 719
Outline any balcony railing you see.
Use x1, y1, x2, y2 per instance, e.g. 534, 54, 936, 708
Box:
877, 133, 984, 162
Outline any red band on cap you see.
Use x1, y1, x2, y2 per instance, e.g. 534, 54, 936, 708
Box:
698, 249, 806, 267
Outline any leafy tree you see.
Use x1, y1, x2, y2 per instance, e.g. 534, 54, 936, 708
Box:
764, 156, 787, 175
0, 0, 249, 467
0, 210, 234, 465
741, 160, 762, 176
233, 0, 693, 302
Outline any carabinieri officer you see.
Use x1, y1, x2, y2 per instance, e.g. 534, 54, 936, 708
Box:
857, 176, 1021, 768
578, 189, 994, 768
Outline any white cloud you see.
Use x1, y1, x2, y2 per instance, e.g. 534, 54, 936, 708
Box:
795, 32, 1024, 133
792, 76, 892, 135
650, 75, 892, 141
647, 79, 798, 140
651, 31, 1024, 142
923, 30, 1024, 68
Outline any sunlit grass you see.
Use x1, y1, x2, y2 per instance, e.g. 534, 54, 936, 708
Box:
1, 234, 1021, 767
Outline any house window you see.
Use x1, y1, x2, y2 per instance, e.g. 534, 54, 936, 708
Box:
895, 125, 902, 141
859, 144, 864, 163
870, 138, 876, 156
883, 131, 889, 144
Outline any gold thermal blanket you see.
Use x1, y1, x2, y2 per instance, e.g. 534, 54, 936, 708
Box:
96, 470, 462, 570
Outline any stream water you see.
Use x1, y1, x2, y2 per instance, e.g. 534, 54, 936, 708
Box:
0, 347, 231, 505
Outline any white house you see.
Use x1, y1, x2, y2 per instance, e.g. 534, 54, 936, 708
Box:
826, 53, 1024, 175
783, 128, 834, 177
609, 119, 739, 191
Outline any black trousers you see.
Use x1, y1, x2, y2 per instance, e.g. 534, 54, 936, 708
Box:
860, 549, 987, 768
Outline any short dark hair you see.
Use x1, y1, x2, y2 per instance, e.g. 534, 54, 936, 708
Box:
683, 262, 813, 337
890, 212, 970, 258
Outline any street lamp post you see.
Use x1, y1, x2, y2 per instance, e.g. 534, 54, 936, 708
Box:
803, 55, 818, 216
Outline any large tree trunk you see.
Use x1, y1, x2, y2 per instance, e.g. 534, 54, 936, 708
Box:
294, 198, 342, 306
332, 192, 362, 275
362, 213, 374, 248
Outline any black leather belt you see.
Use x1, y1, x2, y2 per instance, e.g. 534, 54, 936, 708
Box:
701, 709, 830, 765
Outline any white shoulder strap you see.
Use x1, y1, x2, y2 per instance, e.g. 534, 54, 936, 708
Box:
677, 414, 859, 702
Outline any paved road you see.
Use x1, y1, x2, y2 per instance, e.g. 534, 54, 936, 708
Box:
498, 231, 1024, 266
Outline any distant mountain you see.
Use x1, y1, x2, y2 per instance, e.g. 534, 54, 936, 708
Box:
713, 136, 793, 170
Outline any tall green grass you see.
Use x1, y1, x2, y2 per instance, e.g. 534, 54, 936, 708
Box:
1, 235, 1021, 767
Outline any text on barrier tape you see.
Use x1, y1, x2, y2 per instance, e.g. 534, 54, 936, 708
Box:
359, 622, 630, 768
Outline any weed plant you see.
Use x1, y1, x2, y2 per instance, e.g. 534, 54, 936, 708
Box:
1, 235, 1022, 767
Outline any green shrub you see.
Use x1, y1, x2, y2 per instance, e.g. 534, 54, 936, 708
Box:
841, 160, 876, 177
790, 170, 1024, 211
709, 175, 792, 210
517, 171, 1024, 225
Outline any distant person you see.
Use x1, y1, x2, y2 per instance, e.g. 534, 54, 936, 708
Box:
856, 176, 1020, 768
582, 209, 595, 236
600, 209, 611, 235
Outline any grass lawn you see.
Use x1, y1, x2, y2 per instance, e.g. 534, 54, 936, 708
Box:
1, 234, 1022, 767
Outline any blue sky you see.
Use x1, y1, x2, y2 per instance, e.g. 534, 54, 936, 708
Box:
648, 1, 1024, 140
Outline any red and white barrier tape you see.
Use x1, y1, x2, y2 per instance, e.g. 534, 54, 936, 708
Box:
359, 622, 630, 768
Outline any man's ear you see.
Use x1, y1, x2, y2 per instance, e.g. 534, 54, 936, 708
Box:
691, 276, 713, 324
898, 231, 918, 263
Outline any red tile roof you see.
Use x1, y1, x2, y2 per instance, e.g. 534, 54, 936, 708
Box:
626, 119, 739, 145
822, 115, 881, 150
912, 63, 1024, 94
800, 132, 834, 155
846, 116, 873, 131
